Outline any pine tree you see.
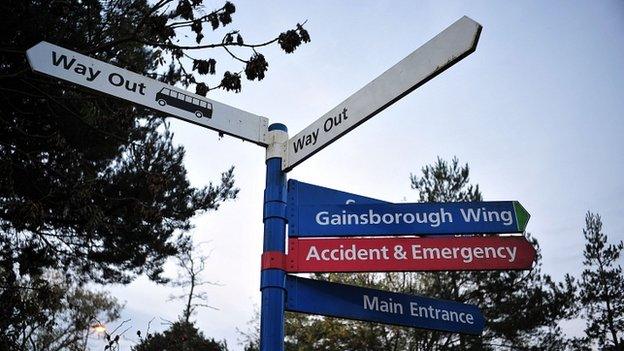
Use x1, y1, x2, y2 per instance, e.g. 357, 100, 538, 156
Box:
132, 321, 228, 351
283, 157, 577, 350
578, 212, 624, 350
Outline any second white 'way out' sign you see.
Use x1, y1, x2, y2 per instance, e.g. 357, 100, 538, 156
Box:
284, 16, 482, 171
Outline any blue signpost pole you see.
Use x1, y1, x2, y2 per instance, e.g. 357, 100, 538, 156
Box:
260, 123, 288, 351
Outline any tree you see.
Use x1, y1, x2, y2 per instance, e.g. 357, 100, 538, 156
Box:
169, 244, 219, 324
238, 309, 260, 351
122, 245, 224, 351
0, 0, 309, 348
578, 212, 624, 350
2, 270, 121, 351
132, 320, 228, 351
281, 157, 576, 350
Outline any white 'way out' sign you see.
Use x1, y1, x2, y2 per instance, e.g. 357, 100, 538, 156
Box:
284, 16, 482, 171
26, 42, 269, 145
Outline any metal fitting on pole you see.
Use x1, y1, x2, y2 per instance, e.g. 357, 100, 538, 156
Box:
265, 123, 288, 165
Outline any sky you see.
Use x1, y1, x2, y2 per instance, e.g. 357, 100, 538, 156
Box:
95, 0, 624, 349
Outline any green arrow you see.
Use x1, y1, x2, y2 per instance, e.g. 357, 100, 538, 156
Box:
513, 201, 530, 232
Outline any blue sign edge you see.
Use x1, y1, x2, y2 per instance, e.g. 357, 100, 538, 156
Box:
285, 275, 485, 335
287, 179, 389, 236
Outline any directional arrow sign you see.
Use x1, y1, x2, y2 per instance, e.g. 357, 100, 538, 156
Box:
283, 16, 482, 171
286, 236, 536, 273
285, 275, 485, 335
288, 201, 530, 237
26, 42, 269, 145
287, 179, 388, 207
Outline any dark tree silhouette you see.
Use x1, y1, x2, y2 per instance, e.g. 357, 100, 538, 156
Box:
133, 321, 228, 351
3, 271, 121, 351
0, 0, 310, 348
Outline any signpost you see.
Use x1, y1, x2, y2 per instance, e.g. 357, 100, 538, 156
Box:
26, 41, 269, 145
286, 236, 536, 273
25, 15, 510, 351
289, 201, 530, 237
285, 275, 485, 335
283, 16, 482, 171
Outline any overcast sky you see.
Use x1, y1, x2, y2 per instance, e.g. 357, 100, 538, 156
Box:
96, 1, 623, 349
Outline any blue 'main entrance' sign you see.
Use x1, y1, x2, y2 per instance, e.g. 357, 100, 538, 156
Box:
285, 275, 485, 335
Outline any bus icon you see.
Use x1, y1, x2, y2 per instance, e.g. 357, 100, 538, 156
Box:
155, 87, 213, 119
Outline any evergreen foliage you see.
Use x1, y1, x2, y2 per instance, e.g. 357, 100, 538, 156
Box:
132, 321, 228, 351
578, 212, 624, 350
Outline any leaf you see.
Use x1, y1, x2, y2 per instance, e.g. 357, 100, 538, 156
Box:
191, 19, 203, 43
220, 71, 241, 93
219, 12, 232, 26
191, 20, 202, 34
244, 53, 268, 81
171, 49, 184, 59
224, 1, 236, 14
192, 59, 216, 75
278, 30, 302, 53
175, 0, 194, 20
208, 14, 219, 30
195, 82, 209, 96
297, 23, 311, 43
208, 59, 216, 74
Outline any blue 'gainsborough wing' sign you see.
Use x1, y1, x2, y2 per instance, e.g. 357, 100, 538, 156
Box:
286, 180, 530, 237
285, 275, 485, 335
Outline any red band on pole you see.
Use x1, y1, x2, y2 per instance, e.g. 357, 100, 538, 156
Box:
261, 251, 288, 270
